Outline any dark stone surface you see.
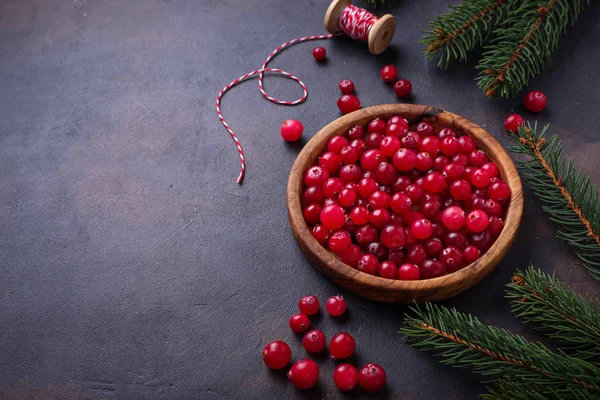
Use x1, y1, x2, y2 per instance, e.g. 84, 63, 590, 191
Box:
1, 0, 599, 399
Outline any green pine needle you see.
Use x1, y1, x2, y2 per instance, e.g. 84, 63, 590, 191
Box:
506, 267, 600, 361
509, 123, 600, 282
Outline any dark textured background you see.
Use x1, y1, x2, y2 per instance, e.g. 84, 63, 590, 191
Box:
1, 0, 599, 399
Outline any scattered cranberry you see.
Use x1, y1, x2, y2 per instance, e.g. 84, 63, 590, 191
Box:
298, 295, 320, 315
380, 65, 398, 83
312, 46, 326, 61
333, 364, 358, 391
358, 363, 386, 392
394, 79, 412, 98
289, 314, 310, 333
339, 79, 355, 94
325, 295, 347, 317
329, 332, 356, 359
302, 329, 327, 353
337, 95, 361, 114
288, 359, 319, 389
280, 119, 303, 142
524, 90, 547, 113
504, 113, 525, 133
262, 340, 291, 369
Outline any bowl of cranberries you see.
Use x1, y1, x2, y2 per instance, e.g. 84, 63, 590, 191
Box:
287, 104, 523, 303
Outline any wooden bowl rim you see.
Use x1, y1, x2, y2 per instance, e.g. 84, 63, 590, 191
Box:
287, 104, 523, 298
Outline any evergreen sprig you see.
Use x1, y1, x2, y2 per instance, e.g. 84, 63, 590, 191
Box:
477, 0, 588, 98
420, 0, 511, 69
509, 122, 600, 282
507, 267, 600, 361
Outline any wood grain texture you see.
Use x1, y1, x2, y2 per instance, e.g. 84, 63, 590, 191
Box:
287, 104, 524, 303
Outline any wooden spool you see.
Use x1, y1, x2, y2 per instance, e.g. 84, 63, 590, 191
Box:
324, 0, 396, 55
287, 104, 524, 303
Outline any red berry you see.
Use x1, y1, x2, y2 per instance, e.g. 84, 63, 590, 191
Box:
394, 79, 412, 97
328, 136, 349, 153
298, 295, 320, 315
304, 165, 330, 187
393, 148, 417, 171
401, 134, 418, 150
288, 359, 319, 389
452, 153, 469, 166
329, 332, 356, 359
367, 242, 388, 261
440, 246, 465, 272
458, 136, 477, 154
471, 168, 491, 188
440, 136, 459, 156
339, 79, 355, 94
325, 295, 347, 317
388, 249, 405, 265
339, 164, 362, 183
365, 133, 384, 149
433, 155, 450, 171
303, 186, 325, 205
319, 152, 342, 175
468, 150, 488, 167
450, 179, 472, 200
369, 190, 391, 209
469, 230, 494, 251
375, 162, 396, 186
444, 231, 467, 247
379, 260, 398, 279
391, 176, 412, 193
337, 94, 361, 114
438, 127, 457, 139
424, 237, 444, 258
380, 224, 406, 249
406, 184, 423, 202
262, 340, 292, 369
463, 245, 480, 264
303, 204, 322, 224
302, 329, 326, 353
380, 136, 401, 157
350, 206, 370, 225
368, 118, 387, 134
423, 171, 446, 193
328, 230, 352, 252
355, 224, 378, 246
466, 209, 489, 233
358, 363, 386, 392
338, 244, 361, 267
347, 125, 364, 140
488, 181, 511, 201
338, 188, 358, 208
406, 244, 427, 265
358, 178, 379, 198
421, 201, 441, 219
482, 162, 499, 178
404, 211, 425, 227
370, 209, 391, 229
504, 113, 525, 133
320, 204, 346, 230
280, 119, 303, 142
419, 136, 441, 154
339, 145, 359, 164
350, 138, 368, 158
442, 206, 466, 230
420, 259, 446, 279
361, 149, 384, 171
443, 162, 466, 181
524, 90, 547, 112
415, 152, 434, 171
415, 121, 434, 137
380, 65, 398, 83
333, 364, 358, 391
312, 225, 330, 244
289, 313, 310, 333
323, 177, 344, 199
484, 199, 503, 217
312, 47, 326, 61
398, 263, 420, 280
357, 253, 379, 275
411, 219, 433, 239
390, 193, 412, 215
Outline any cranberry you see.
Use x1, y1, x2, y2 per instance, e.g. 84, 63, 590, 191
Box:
303, 204, 322, 224
325, 295, 347, 317
369, 190, 391, 209
357, 253, 379, 275
330, 332, 356, 359
280, 119, 303, 142
411, 219, 433, 239
431, 222, 445, 237
380, 65, 398, 83
415, 121, 434, 137
524, 90, 547, 112
304, 166, 329, 187
387, 249, 404, 265
443, 162, 465, 181
440, 246, 465, 272
328, 136, 349, 153
365, 133, 384, 149
302, 329, 326, 353
355, 224, 378, 246
423, 171, 446, 193
420, 202, 439, 220
312, 46, 326, 61
390, 193, 412, 215
303, 186, 324, 205
375, 162, 396, 185
361, 149, 384, 172
393, 148, 418, 171
339, 79, 355, 94
468, 150, 488, 167
440, 136, 459, 156
444, 230, 467, 247
458, 136, 476, 154
415, 152, 434, 171
405, 185, 423, 203
433, 155, 450, 171
338, 244, 361, 267
328, 230, 352, 252
320, 204, 346, 230
469, 231, 494, 251
319, 152, 342, 175
394, 79, 412, 97
288, 359, 319, 389
289, 313, 310, 333
339, 164, 362, 183
337, 188, 357, 208
401, 135, 418, 150
379, 260, 398, 279
438, 127, 457, 139
366, 118, 385, 134
406, 244, 427, 265
419, 136, 440, 154
347, 125, 364, 140
463, 245, 480, 263
380, 135, 401, 156
380, 224, 406, 249
312, 225, 330, 244
323, 177, 344, 199
367, 242, 388, 261
367, 210, 389, 230
471, 168, 491, 188
398, 263, 420, 280
424, 237, 444, 257
262, 340, 292, 369
450, 179, 471, 200
420, 259, 446, 279
504, 113, 525, 132
482, 162, 499, 178
386, 122, 407, 137
358, 363, 386, 392
351, 138, 368, 157
390, 176, 411, 193
442, 206, 466, 230
298, 295, 320, 315
349, 206, 369, 225
452, 153, 469, 166
488, 181, 511, 201
339, 146, 358, 165
488, 216, 504, 236
483, 199, 503, 217
466, 209, 489, 233
337, 94, 361, 114
334, 364, 358, 391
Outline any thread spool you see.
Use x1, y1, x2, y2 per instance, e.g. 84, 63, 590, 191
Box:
325, 0, 396, 55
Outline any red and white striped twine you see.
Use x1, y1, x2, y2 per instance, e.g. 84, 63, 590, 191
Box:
216, 4, 379, 184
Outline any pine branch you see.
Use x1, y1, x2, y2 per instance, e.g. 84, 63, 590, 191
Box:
400, 302, 600, 398
509, 123, 600, 282
420, 0, 510, 69
507, 267, 600, 361
483, 379, 598, 400
476, 0, 589, 98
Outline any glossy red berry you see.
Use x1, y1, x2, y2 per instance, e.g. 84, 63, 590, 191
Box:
288, 359, 319, 389
380, 224, 407, 249
312, 225, 330, 244
328, 230, 352, 252
361, 149, 384, 171
347, 125, 364, 140
357, 253, 379, 275
406, 244, 427, 265
380, 136, 401, 157
379, 260, 398, 279
370, 209, 391, 229
375, 162, 396, 186
415, 121, 434, 137
471, 168, 491, 188
463, 245, 480, 263
419, 136, 440, 154
458, 136, 476, 154
442, 206, 466, 230
423, 171, 446, 193
468, 150, 488, 167
424, 237, 444, 258
302, 329, 326, 353
312, 46, 326, 61
304, 166, 330, 187
411, 219, 433, 239
358, 363, 386, 392
393, 148, 417, 171
466, 209, 489, 233
369, 190, 391, 210
488, 181, 511, 201
398, 263, 420, 280
333, 364, 358, 391
319, 152, 342, 175
262, 340, 292, 369
320, 204, 346, 230
350, 206, 370, 225
482, 162, 499, 178
450, 179, 471, 200
440, 136, 459, 156
289, 313, 310, 333
280, 119, 303, 142
337, 94, 361, 114
440, 246, 465, 272
325, 295, 347, 317
524, 90, 547, 113
355, 224, 378, 246
367, 118, 386, 134
339, 164, 362, 183
329, 332, 356, 359
298, 295, 320, 315
420, 259, 446, 279
394, 79, 412, 97
303, 204, 322, 224
303, 186, 324, 205
380, 65, 398, 83
339, 79, 355, 94
338, 244, 361, 267
504, 114, 525, 133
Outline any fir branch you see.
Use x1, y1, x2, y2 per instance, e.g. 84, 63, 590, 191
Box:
477, 0, 589, 97
420, 0, 510, 68
400, 302, 600, 398
507, 267, 600, 361
509, 123, 600, 281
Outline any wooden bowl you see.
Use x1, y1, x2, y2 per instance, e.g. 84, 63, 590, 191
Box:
287, 104, 523, 303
